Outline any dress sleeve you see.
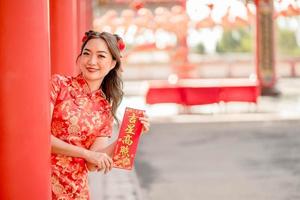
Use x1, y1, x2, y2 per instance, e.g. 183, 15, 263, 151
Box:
97, 113, 113, 137
50, 74, 64, 105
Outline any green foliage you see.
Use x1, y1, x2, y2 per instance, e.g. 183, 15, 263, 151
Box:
214, 26, 300, 56
277, 28, 300, 56
195, 42, 205, 54
216, 28, 253, 53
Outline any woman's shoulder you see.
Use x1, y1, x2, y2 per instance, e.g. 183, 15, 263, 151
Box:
50, 74, 73, 86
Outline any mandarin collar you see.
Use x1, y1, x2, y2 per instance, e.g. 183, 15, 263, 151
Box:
73, 73, 106, 99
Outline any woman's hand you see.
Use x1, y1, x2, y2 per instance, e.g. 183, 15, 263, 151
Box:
84, 151, 113, 174
86, 162, 98, 172
139, 113, 150, 134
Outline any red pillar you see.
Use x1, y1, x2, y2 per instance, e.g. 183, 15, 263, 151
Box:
180, 0, 188, 65
172, 0, 193, 78
86, 0, 93, 30
77, 0, 93, 52
255, 0, 279, 95
50, 0, 79, 76
0, 0, 51, 199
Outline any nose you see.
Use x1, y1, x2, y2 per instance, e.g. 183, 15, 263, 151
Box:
88, 55, 97, 65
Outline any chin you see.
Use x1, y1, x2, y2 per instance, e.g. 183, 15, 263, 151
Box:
83, 71, 103, 81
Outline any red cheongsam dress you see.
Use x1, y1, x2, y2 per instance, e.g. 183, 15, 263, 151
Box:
50, 74, 113, 200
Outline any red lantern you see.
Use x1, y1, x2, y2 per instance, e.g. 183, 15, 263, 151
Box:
130, 0, 144, 11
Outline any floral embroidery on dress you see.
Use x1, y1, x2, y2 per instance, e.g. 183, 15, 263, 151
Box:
50, 74, 113, 199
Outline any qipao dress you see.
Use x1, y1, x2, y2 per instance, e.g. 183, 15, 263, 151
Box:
50, 74, 113, 199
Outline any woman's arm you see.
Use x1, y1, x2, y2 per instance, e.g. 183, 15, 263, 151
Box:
89, 113, 150, 156
86, 112, 150, 172
50, 104, 113, 171
51, 135, 112, 171
51, 135, 90, 159
90, 137, 117, 157
50, 104, 89, 159
86, 137, 117, 172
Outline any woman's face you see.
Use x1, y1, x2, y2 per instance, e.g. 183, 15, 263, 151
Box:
78, 38, 116, 84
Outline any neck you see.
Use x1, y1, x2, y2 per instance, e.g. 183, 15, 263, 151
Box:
86, 79, 103, 92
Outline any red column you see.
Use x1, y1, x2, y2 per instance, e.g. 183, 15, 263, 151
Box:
0, 0, 51, 200
255, 0, 279, 95
50, 0, 79, 76
86, 0, 93, 30
77, 0, 93, 52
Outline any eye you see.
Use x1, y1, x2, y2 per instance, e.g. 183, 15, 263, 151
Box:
83, 52, 89, 55
98, 54, 105, 58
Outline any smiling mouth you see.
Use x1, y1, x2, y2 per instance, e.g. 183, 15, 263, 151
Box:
86, 67, 99, 72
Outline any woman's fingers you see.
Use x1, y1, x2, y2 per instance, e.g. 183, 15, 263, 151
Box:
139, 117, 150, 133
86, 162, 98, 172
97, 167, 103, 172
103, 159, 111, 172
103, 161, 109, 174
87, 151, 114, 174
106, 156, 114, 173
143, 124, 150, 132
98, 153, 113, 174
97, 160, 108, 174
139, 116, 149, 122
107, 157, 113, 171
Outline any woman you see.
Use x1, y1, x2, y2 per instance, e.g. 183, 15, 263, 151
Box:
50, 31, 150, 199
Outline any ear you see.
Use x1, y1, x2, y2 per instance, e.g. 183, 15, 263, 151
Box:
110, 60, 117, 70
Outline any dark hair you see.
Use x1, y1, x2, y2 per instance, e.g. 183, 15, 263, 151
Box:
78, 31, 124, 124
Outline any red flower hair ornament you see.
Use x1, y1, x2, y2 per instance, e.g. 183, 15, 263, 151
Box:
82, 35, 88, 43
117, 39, 126, 51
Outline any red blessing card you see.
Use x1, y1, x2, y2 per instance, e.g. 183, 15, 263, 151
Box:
112, 107, 144, 170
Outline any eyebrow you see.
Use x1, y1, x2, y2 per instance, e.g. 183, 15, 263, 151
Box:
83, 48, 108, 54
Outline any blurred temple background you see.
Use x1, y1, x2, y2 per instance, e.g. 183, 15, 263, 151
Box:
89, 1, 300, 200
91, 0, 300, 117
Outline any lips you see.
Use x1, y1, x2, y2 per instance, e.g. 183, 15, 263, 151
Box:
86, 67, 99, 72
